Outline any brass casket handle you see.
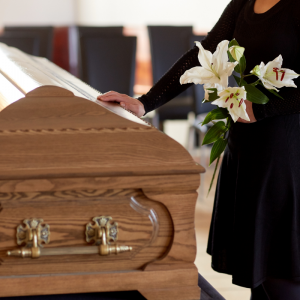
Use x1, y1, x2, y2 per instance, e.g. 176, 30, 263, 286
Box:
7, 217, 132, 258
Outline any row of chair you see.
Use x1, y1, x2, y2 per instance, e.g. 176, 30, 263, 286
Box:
0, 26, 217, 136
0, 26, 53, 59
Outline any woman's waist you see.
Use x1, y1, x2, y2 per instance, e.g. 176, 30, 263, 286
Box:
228, 114, 299, 152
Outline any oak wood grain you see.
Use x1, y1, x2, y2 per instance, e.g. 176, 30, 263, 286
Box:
143, 189, 198, 270
0, 174, 201, 193
0, 86, 204, 179
0, 49, 205, 298
139, 286, 200, 300
0, 189, 173, 275
0, 267, 199, 298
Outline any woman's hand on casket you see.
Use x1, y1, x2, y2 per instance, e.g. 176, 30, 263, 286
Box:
237, 100, 257, 123
98, 91, 145, 117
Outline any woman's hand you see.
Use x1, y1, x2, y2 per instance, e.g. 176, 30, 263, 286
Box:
97, 91, 145, 117
237, 100, 257, 123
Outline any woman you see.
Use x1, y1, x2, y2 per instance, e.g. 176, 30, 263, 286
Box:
98, 0, 300, 299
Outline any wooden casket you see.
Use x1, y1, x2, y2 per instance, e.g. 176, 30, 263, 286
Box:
0, 43, 205, 300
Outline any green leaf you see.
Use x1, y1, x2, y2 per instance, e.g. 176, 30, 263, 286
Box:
210, 138, 228, 165
207, 156, 221, 196
258, 82, 284, 100
202, 88, 219, 103
229, 39, 239, 48
244, 84, 269, 104
202, 121, 227, 146
228, 51, 236, 62
234, 56, 246, 74
234, 64, 241, 73
268, 89, 284, 99
226, 116, 232, 130
202, 108, 229, 126
239, 55, 246, 74
233, 75, 247, 87
207, 88, 219, 101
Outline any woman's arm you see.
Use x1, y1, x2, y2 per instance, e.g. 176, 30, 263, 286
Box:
139, 0, 246, 114
98, 0, 247, 116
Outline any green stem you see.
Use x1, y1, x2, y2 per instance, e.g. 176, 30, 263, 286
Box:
250, 79, 261, 86
207, 155, 221, 197
243, 74, 254, 78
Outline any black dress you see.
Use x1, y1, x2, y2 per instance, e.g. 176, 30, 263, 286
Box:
139, 0, 300, 289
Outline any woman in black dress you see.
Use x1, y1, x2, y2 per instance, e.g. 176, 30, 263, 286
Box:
99, 0, 300, 299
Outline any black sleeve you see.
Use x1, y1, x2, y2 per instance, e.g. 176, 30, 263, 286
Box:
138, 0, 244, 114
252, 81, 300, 121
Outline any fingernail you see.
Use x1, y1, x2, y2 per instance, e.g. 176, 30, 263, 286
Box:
120, 102, 125, 107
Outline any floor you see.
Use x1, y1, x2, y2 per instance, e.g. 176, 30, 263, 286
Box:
163, 120, 251, 300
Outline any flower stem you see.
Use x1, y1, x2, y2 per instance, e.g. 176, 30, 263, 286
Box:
250, 79, 261, 86
243, 74, 254, 78
207, 155, 221, 196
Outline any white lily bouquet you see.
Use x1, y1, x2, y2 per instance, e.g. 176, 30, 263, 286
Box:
180, 39, 299, 193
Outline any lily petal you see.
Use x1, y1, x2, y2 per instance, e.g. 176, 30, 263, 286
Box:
180, 66, 214, 85
195, 41, 213, 71
212, 40, 229, 74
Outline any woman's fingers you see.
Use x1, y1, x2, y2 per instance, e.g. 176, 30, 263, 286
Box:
98, 91, 126, 103
120, 101, 145, 117
97, 91, 145, 117
237, 100, 257, 123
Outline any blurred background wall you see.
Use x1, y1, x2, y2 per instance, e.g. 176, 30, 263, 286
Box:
75, 0, 230, 86
0, 0, 230, 28
0, 0, 75, 26
75, 0, 229, 31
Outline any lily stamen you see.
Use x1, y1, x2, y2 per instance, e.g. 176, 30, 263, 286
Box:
239, 99, 244, 107
280, 70, 286, 81
273, 67, 279, 81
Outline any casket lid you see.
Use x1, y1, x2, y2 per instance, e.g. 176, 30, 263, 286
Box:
0, 86, 204, 180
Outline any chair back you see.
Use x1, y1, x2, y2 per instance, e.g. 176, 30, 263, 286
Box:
73, 26, 123, 78
147, 26, 195, 127
77, 26, 123, 37
4, 26, 53, 60
80, 35, 136, 96
148, 26, 193, 87
0, 33, 40, 56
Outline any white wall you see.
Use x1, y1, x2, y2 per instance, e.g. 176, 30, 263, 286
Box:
76, 0, 231, 32
0, 0, 76, 27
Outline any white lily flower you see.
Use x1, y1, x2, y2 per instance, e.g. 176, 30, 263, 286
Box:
251, 55, 299, 91
180, 40, 238, 91
212, 87, 249, 123
228, 45, 245, 62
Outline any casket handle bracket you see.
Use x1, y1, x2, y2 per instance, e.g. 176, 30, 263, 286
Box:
7, 218, 50, 258
85, 216, 132, 255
